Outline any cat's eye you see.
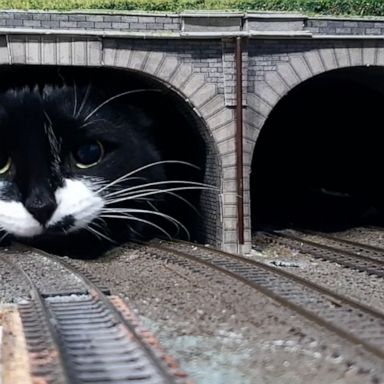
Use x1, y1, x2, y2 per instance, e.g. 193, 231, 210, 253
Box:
73, 141, 104, 169
0, 155, 11, 174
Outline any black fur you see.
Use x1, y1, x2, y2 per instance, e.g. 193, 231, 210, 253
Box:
0, 83, 204, 257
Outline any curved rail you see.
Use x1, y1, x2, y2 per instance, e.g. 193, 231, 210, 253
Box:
142, 241, 384, 361
0, 248, 187, 384
255, 231, 384, 276
0, 254, 72, 384
292, 228, 384, 260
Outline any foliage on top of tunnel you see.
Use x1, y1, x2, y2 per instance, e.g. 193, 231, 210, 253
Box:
1, 0, 384, 16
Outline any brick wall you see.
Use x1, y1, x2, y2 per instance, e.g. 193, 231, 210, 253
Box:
0, 10, 383, 252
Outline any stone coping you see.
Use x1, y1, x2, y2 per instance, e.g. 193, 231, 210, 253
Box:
0, 10, 383, 36
0, 9, 384, 21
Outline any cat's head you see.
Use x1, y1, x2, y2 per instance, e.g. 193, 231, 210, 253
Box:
0, 84, 166, 248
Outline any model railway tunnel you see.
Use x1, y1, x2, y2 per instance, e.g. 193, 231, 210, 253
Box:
0, 65, 220, 253
251, 66, 384, 232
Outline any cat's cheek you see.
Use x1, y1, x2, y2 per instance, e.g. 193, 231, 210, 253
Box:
47, 178, 104, 232
0, 200, 43, 237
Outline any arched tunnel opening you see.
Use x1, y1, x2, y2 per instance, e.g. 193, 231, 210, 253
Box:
0, 65, 220, 256
251, 66, 384, 233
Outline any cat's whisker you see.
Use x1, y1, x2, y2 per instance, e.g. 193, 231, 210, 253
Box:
104, 185, 215, 205
0, 231, 8, 243
104, 187, 198, 213
103, 179, 216, 199
163, 191, 201, 215
81, 176, 110, 191
79, 118, 108, 129
73, 80, 78, 117
76, 83, 92, 118
84, 225, 102, 242
101, 207, 190, 238
90, 220, 107, 232
43, 111, 61, 167
146, 201, 160, 212
85, 223, 116, 244
96, 160, 200, 194
93, 217, 109, 229
83, 89, 162, 122
100, 213, 173, 240
126, 224, 143, 238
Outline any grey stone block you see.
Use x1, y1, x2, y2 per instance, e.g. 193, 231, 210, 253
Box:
32, 13, 51, 21
200, 94, 225, 119
6, 19, 23, 26
207, 108, 234, 130
0, 12, 14, 19
51, 14, 69, 21
68, 15, 87, 22
155, 17, 170, 24
334, 47, 350, 67
94, 22, 112, 29
59, 21, 78, 28
129, 23, 147, 30
349, 47, 363, 66
25, 37, 41, 64
170, 63, 192, 88
42, 20, 60, 28
264, 71, 288, 96
336, 27, 352, 34
366, 28, 381, 35
303, 50, 325, 75
183, 16, 242, 32
111, 22, 129, 30
164, 23, 179, 30
138, 16, 155, 24
277, 62, 300, 87
14, 12, 33, 20
23, 20, 42, 28
214, 121, 235, 143
77, 21, 95, 29
344, 21, 358, 28
190, 83, 217, 109
103, 15, 122, 22
41, 37, 57, 65
180, 73, 205, 96
129, 49, 148, 70
86, 15, 104, 22
363, 45, 376, 65
218, 140, 236, 156
156, 56, 178, 80
121, 16, 139, 23
143, 50, 164, 75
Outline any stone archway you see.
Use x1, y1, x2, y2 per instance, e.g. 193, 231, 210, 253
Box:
249, 64, 384, 233
2, 34, 231, 247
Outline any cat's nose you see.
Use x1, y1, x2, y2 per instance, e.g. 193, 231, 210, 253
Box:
25, 194, 57, 225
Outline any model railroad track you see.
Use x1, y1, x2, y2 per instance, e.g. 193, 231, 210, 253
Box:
0, 249, 187, 384
139, 240, 384, 361
254, 230, 384, 277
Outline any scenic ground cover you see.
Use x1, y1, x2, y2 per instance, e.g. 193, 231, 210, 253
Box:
0, 0, 384, 17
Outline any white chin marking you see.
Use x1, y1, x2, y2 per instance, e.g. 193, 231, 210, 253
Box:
0, 201, 43, 237
47, 178, 104, 231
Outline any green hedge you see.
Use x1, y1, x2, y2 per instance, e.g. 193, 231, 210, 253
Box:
0, 0, 384, 16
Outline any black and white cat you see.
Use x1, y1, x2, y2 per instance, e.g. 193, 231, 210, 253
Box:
0, 82, 207, 256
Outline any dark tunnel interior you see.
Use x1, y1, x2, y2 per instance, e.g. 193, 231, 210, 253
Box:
251, 66, 384, 232
0, 65, 211, 255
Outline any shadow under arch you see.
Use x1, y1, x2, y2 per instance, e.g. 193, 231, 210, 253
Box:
251, 66, 384, 232
0, 64, 221, 251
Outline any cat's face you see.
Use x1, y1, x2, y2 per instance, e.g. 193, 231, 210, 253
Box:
0, 85, 165, 246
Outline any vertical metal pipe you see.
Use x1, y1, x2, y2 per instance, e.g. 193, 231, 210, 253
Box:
235, 36, 244, 245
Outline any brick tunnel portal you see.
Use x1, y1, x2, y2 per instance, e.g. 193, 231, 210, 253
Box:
251, 66, 384, 232
0, 65, 218, 252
